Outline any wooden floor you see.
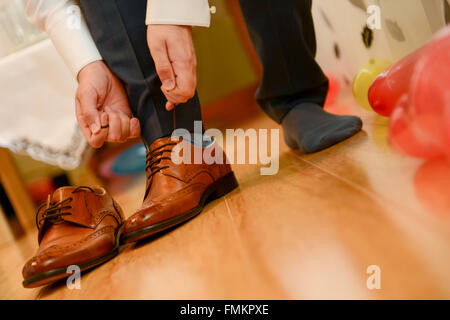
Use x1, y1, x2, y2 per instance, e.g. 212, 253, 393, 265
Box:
2, 90, 450, 300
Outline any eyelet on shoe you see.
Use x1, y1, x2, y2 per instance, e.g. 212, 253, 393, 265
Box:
94, 187, 107, 196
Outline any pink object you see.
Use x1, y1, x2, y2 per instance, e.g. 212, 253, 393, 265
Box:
389, 96, 442, 159
27, 178, 56, 204
368, 48, 424, 117
414, 157, 450, 217
369, 26, 450, 159
324, 73, 340, 106
408, 28, 450, 157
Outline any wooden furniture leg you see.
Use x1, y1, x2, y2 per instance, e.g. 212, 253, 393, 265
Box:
0, 148, 35, 232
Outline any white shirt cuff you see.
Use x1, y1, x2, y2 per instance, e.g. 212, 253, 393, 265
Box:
146, 0, 211, 27
45, 7, 102, 78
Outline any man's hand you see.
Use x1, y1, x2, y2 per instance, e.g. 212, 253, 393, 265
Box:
147, 25, 197, 111
76, 60, 140, 148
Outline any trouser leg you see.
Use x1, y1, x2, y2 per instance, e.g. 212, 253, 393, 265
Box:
238, 0, 329, 123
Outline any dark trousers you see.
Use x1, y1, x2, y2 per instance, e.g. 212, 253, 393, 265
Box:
79, 0, 328, 145
239, 0, 329, 122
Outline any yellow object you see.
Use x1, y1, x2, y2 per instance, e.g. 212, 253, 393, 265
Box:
353, 59, 392, 110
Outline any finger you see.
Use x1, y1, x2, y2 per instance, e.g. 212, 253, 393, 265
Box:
166, 101, 175, 111
118, 112, 130, 142
105, 111, 122, 143
172, 62, 197, 101
167, 32, 197, 101
149, 38, 176, 91
161, 85, 189, 105
161, 69, 196, 105
129, 118, 141, 138
76, 99, 104, 148
88, 112, 109, 148
76, 99, 92, 140
100, 112, 109, 129
76, 87, 101, 135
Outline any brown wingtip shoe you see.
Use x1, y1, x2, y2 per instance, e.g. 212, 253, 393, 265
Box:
122, 136, 238, 243
22, 186, 124, 288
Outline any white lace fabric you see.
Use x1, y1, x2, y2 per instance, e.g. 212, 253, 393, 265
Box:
0, 39, 86, 170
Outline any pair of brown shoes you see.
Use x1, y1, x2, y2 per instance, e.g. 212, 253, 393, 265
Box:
22, 137, 238, 288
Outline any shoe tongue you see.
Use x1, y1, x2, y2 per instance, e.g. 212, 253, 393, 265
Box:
149, 136, 180, 152
51, 186, 76, 203
38, 186, 83, 244
51, 186, 95, 228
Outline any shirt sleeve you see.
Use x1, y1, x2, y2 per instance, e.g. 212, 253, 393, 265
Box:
146, 0, 212, 27
25, 0, 102, 78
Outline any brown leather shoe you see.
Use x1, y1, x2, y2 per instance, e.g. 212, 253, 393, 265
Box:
22, 186, 124, 288
122, 136, 238, 243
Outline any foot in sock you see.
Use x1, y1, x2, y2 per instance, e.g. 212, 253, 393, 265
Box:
281, 103, 363, 153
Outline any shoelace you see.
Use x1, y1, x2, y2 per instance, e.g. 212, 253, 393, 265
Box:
35, 186, 97, 230
143, 142, 177, 198
145, 142, 177, 179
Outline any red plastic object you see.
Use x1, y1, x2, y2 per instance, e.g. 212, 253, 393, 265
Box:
368, 48, 424, 117
414, 157, 450, 217
27, 178, 56, 204
389, 96, 442, 159
324, 73, 340, 106
408, 28, 450, 157
370, 26, 450, 159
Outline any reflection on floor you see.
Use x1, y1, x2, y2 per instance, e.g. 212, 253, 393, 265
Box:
2, 90, 450, 300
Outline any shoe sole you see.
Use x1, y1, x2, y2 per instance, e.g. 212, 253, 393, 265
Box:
22, 225, 123, 288
121, 171, 239, 244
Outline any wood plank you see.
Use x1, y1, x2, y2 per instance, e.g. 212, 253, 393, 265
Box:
1, 94, 450, 299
